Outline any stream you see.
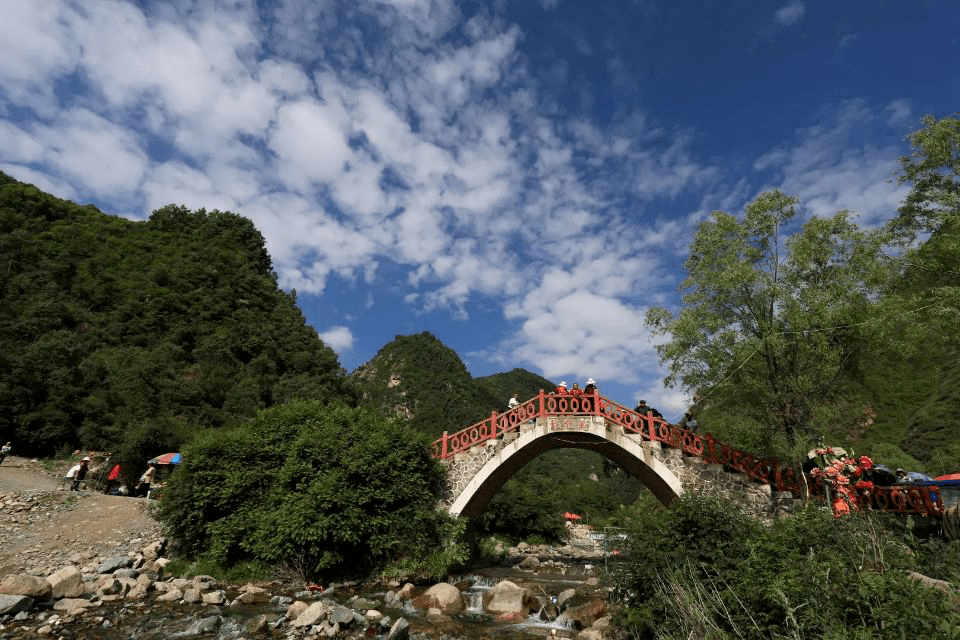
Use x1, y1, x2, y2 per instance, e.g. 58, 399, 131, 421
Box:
18, 560, 612, 640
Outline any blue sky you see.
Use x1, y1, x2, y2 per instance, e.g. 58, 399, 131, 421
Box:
1, 0, 957, 419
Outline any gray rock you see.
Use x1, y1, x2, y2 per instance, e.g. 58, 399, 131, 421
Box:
557, 588, 577, 607
182, 588, 202, 604
387, 617, 410, 640
330, 604, 355, 626
47, 565, 84, 599
292, 600, 329, 628
0, 594, 34, 615
201, 590, 227, 605
353, 596, 379, 610
517, 556, 540, 570
0, 574, 52, 599
196, 616, 222, 635
97, 556, 131, 574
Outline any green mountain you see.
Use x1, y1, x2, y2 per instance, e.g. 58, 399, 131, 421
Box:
0, 172, 355, 462
476, 368, 557, 410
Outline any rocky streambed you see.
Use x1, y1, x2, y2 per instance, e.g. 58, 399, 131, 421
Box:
0, 481, 624, 640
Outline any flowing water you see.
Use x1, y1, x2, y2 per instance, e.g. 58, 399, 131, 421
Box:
15, 561, 608, 640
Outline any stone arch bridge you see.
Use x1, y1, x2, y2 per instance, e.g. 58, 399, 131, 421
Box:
432, 391, 943, 523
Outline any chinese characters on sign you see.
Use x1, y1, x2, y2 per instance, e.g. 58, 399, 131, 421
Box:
548, 416, 592, 431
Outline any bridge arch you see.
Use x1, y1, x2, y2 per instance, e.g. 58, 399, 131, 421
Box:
447, 416, 683, 518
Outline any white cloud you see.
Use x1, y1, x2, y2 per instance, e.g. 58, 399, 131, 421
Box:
774, 1, 806, 27
319, 325, 355, 352
753, 100, 908, 226
0, 0, 827, 400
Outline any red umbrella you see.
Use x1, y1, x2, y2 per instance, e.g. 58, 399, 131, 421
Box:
935, 473, 960, 481
562, 512, 582, 520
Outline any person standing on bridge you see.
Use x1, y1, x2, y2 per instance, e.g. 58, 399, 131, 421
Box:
583, 378, 598, 411
508, 392, 520, 410
634, 400, 662, 420
554, 381, 568, 395
679, 411, 698, 432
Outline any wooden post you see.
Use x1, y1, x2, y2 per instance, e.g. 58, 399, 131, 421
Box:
441, 431, 448, 459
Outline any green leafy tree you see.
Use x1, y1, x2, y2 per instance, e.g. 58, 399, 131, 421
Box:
646, 190, 889, 450
158, 401, 457, 579
0, 174, 356, 456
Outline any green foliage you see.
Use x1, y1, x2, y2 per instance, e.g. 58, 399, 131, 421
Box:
646, 190, 890, 449
0, 174, 356, 459
354, 332, 506, 436
157, 401, 454, 579
476, 473, 568, 543
614, 496, 960, 640
475, 368, 556, 409
162, 557, 274, 582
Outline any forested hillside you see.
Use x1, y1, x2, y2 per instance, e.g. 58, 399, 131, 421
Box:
0, 172, 356, 464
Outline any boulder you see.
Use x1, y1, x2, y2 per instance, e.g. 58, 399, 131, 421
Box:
141, 541, 164, 561
97, 556, 132, 574
47, 565, 84, 599
52, 597, 94, 613
155, 588, 183, 602
330, 604, 356, 626
248, 614, 270, 634
365, 609, 384, 622
0, 575, 52, 599
411, 583, 464, 613
196, 616, 221, 635
578, 629, 605, 640
483, 581, 538, 616
396, 583, 415, 600
202, 590, 227, 605
517, 556, 540, 571
293, 601, 330, 628
352, 596, 379, 610
0, 594, 34, 615
192, 575, 218, 591
559, 599, 607, 630
234, 583, 269, 604
182, 588, 202, 604
386, 617, 410, 640
287, 600, 309, 620
557, 588, 577, 607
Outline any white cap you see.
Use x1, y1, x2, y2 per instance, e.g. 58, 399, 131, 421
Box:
586, 378, 596, 385
82, 456, 91, 461
559, 381, 567, 387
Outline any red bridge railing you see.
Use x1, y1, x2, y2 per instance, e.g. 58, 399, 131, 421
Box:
432, 390, 944, 518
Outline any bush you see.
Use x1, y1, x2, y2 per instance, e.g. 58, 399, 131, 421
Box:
158, 401, 456, 579
613, 496, 960, 640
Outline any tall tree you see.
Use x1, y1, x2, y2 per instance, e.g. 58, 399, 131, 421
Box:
646, 190, 889, 448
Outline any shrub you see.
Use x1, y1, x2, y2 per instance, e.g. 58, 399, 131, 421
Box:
158, 401, 454, 579
613, 496, 960, 640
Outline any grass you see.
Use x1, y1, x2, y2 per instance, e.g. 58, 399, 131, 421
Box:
162, 556, 275, 583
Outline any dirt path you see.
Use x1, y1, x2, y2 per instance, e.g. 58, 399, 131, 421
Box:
0, 456, 165, 576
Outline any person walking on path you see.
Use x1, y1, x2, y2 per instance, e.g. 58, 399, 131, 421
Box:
66, 457, 89, 491
0, 442, 10, 465
136, 463, 157, 497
